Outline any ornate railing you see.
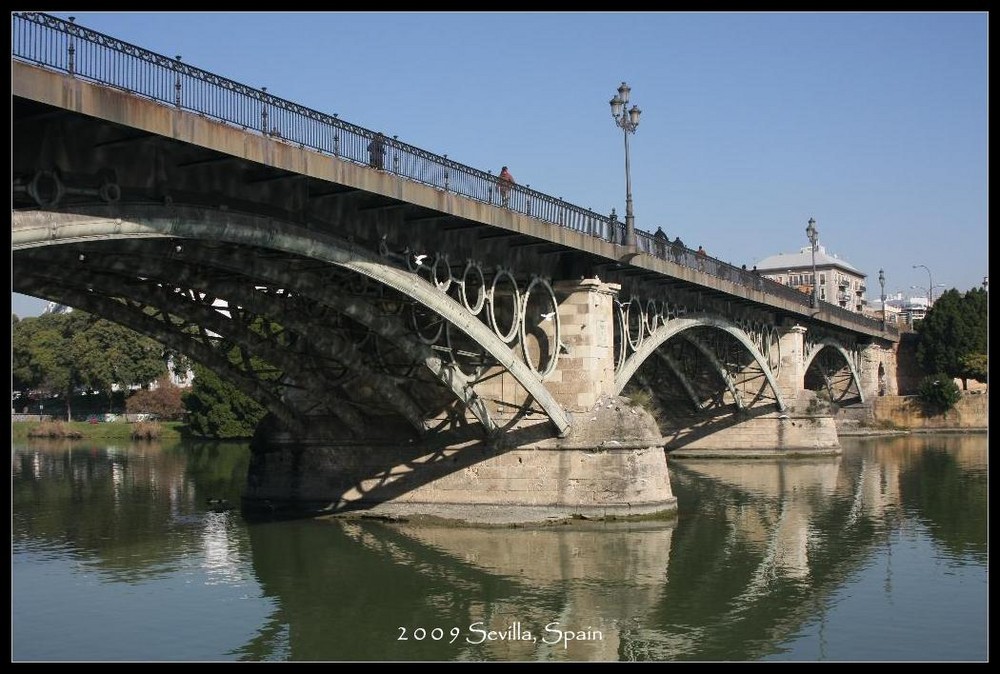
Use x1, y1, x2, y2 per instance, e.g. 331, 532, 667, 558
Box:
11, 11, 895, 336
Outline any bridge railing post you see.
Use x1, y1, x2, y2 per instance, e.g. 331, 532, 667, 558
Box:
260, 87, 269, 135
331, 114, 340, 157
174, 55, 182, 108
66, 16, 76, 76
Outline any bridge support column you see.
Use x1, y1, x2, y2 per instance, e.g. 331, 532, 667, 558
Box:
858, 342, 897, 398
776, 324, 808, 401
244, 407, 677, 525
549, 278, 620, 410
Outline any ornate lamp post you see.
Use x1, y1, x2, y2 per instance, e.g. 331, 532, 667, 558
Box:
912, 264, 935, 305
610, 82, 641, 247
806, 217, 819, 307
878, 268, 886, 330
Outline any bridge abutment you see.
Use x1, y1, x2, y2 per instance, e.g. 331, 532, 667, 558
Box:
859, 341, 897, 398
244, 399, 677, 524
666, 411, 841, 458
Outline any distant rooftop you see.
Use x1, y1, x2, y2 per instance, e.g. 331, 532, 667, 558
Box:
756, 245, 863, 275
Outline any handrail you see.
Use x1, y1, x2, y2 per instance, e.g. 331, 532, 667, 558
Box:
11, 11, 895, 337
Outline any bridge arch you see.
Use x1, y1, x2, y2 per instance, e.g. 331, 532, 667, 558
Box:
802, 338, 866, 405
614, 313, 787, 412
12, 204, 572, 437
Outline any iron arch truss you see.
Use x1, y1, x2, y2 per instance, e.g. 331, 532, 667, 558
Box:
12, 205, 572, 437
614, 313, 787, 413
802, 338, 866, 405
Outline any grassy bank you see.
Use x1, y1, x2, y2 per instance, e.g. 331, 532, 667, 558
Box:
12, 420, 187, 441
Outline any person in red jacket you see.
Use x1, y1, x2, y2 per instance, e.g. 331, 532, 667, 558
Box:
497, 166, 515, 206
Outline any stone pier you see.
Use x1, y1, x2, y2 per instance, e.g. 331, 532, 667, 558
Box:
244, 278, 677, 524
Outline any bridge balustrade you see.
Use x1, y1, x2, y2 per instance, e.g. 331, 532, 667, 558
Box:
12, 11, 894, 337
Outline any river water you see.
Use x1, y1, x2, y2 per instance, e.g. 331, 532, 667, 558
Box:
11, 434, 987, 662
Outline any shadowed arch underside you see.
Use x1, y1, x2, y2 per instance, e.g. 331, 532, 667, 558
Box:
615, 314, 788, 416
803, 339, 866, 405
12, 204, 572, 440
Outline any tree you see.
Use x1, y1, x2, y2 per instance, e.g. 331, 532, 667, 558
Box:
12, 312, 88, 420
125, 375, 186, 420
12, 311, 169, 419
183, 363, 266, 438
70, 318, 168, 411
917, 373, 962, 414
915, 287, 988, 390
181, 316, 284, 439
959, 353, 988, 384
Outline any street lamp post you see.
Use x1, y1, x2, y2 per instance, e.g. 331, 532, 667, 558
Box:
878, 268, 886, 330
806, 217, 819, 308
912, 264, 935, 305
910, 283, 944, 306
610, 82, 641, 248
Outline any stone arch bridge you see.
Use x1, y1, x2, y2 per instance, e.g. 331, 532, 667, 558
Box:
12, 12, 899, 523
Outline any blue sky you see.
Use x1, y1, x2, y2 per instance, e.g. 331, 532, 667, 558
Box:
11, 11, 988, 317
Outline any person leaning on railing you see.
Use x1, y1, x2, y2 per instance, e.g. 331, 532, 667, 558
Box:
368, 132, 387, 170
497, 166, 515, 206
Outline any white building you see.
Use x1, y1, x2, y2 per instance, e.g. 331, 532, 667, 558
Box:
755, 245, 868, 313
42, 301, 72, 315
885, 294, 930, 327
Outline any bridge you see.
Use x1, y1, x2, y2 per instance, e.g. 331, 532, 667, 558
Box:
12, 12, 900, 523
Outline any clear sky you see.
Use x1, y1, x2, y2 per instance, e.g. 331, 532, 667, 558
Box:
11, 11, 988, 318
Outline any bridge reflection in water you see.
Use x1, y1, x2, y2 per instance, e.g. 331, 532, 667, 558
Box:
238, 435, 984, 661
12, 435, 987, 661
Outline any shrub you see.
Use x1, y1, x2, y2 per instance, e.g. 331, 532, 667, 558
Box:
623, 386, 666, 425
131, 421, 162, 440
917, 373, 962, 414
125, 375, 186, 421
27, 421, 83, 438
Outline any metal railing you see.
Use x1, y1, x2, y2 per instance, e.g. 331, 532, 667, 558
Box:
11, 11, 894, 337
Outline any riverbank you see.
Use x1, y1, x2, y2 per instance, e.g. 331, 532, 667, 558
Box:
835, 426, 987, 437
835, 393, 988, 437
11, 420, 187, 441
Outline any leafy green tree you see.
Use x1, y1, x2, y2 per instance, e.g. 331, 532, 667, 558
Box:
12, 311, 169, 419
959, 353, 988, 384
917, 373, 962, 414
183, 363, 266, 438
916, 287, 988, 389
12, 312, 88, 420
956, 287, 989, 386
70, 318, 168, 412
